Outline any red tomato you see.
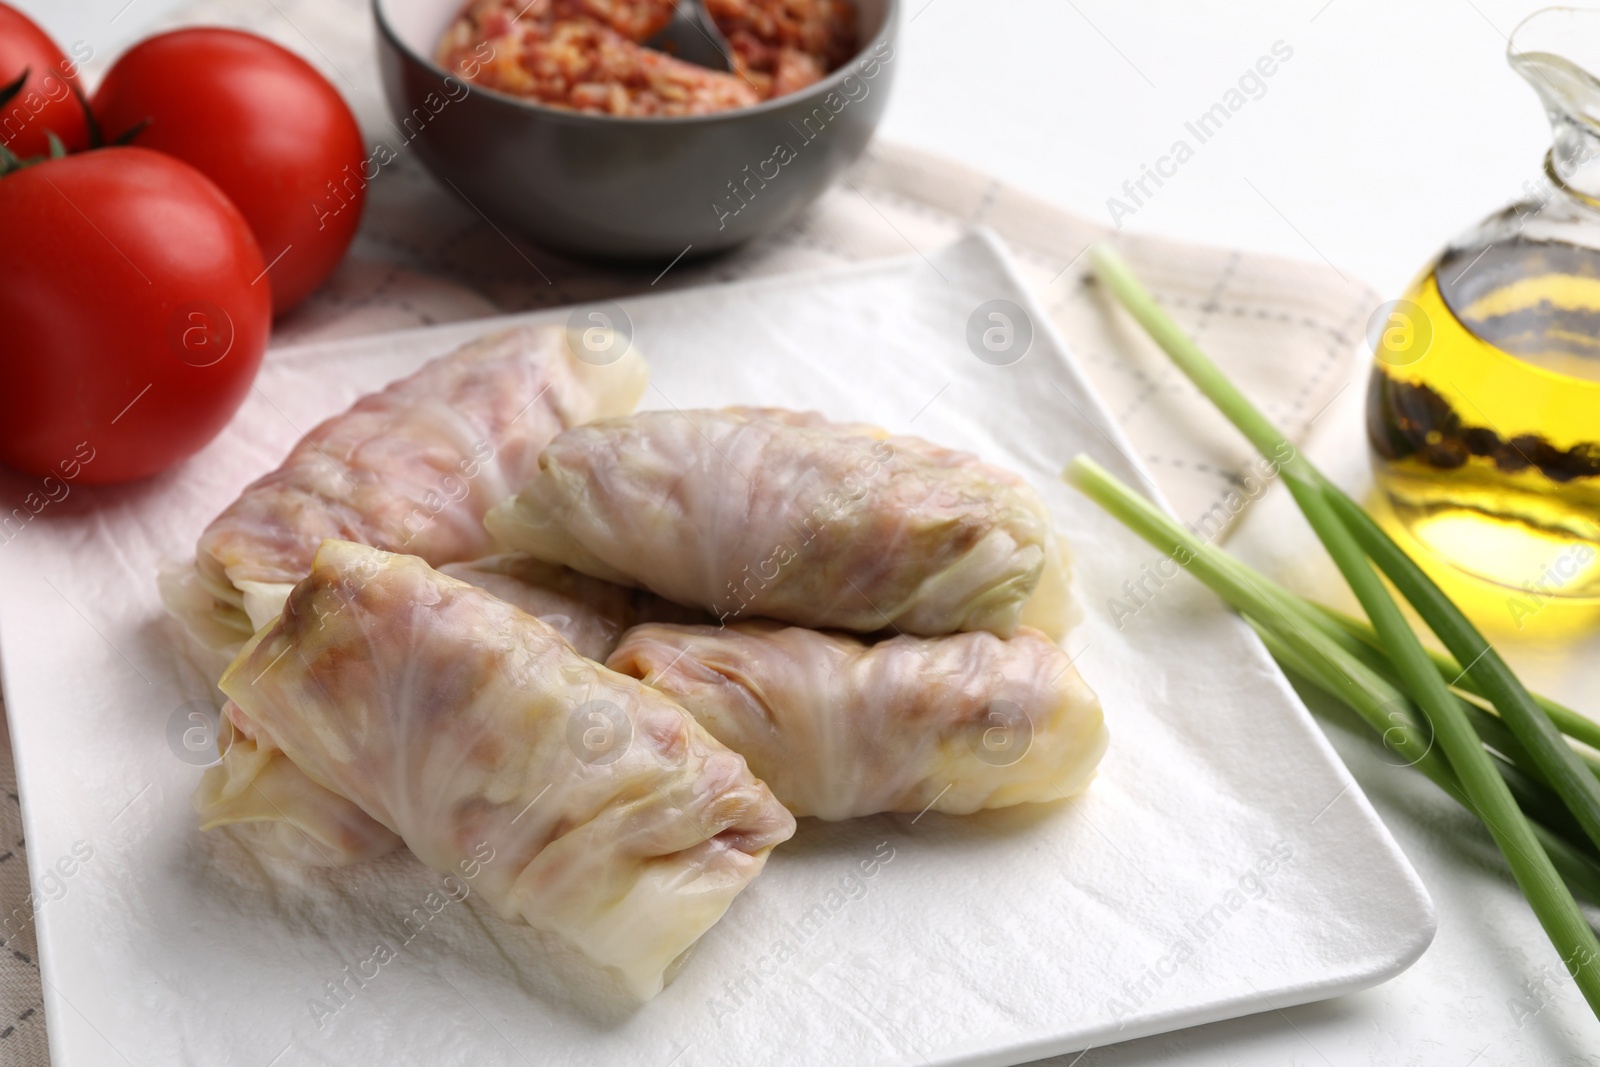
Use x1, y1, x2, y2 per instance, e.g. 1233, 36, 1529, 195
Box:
92, 29, 366, 316
0, 147, 270, 484
0, 3, 87, 158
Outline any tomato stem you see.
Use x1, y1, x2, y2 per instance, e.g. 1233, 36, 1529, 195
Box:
74, 82, 105, 149
0, 67, 28, 109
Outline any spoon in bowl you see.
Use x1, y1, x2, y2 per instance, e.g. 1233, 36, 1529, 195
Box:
644, 0, 735, 72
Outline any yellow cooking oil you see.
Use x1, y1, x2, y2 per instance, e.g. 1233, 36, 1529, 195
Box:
1366, 238, 1600, 605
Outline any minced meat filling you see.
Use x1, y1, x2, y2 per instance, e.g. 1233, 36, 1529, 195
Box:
436, 0, 858, 116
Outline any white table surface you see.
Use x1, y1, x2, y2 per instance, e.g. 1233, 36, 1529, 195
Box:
15, 1, 1600, 1064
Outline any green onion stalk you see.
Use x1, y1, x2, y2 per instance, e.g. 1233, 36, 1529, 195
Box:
1066, 455, 1600, 905
1078, 246, 1600, 1018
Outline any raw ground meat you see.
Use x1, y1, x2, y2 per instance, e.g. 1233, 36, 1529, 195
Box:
706, 0, 856, 98
438, 7, 760, 116
437, 0, 859, 115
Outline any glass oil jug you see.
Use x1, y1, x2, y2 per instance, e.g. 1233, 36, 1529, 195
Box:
1367, 7, 1600, 604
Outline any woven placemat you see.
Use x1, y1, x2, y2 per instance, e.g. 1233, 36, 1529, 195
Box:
0, 1, 1378, 1061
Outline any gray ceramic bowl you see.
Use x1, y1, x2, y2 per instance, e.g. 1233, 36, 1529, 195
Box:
374, 0, 899, 262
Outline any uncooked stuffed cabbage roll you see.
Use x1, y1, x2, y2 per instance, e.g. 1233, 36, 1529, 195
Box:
161, 324, 647, 658
607, 621, 1107, 820
193, 551, 706, 867
216, 540, 795, 997
486, 408, 1072, 638
438, 553, 706, 662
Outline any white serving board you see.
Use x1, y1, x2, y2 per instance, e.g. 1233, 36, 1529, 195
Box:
0, 230, 1432, 1067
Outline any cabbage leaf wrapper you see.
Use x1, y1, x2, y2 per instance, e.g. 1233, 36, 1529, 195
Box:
608, 621, 1107, 820
487, 408, 1072, 638
212, 540, 795, 998
196, 550, 707, 867
162, 325, 648, 659
195, 699, 405, 866
438, 553, 706, 662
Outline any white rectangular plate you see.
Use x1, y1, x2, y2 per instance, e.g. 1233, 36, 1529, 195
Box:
0, 230, 1432, 1067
